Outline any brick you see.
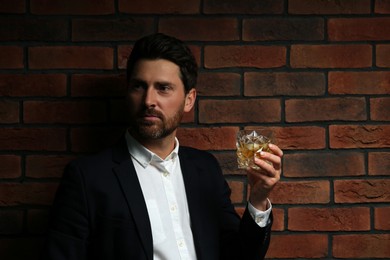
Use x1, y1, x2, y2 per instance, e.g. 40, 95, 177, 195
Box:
24, 101, 108, 124
376, 0, 390, 14
243, 18, 324, 41
330, 125, 390, 148
199, 99, 281, 124
26, 155, 76, 178
29, 46, 113, 69
160, 18, 238, 41
244, 72, 325, 96
375, 207, 390, 230
0, 210, 23, 234
227, 181, 244, 203
0, 238, 45, 260
177, 127, 238, 151
0, 18, 67, 41
0, 100, 19, 123
268, 126, 326, 150
72, 18, 154, 41
334, 179, 390, 203
371, 97, 390, 121
291, 44, 372, 68
109, 99, 130, 124
369, 152, 390, 176
0, 155, 21, 179
71, 127, 125, 153
188, 46, 202, 67
0, 0, 25, 13
197, 72, 241, 96
289, 207, 370, 231
0, 183, 58, 206
333, 234, 390, 258
204, 0, 283, 14
270, 181, 330, 204
71, 74, 126, 97
204, 46, 286, 69
329, 71, 390, 94
117, 45, 133, 69
30, 0, 114, 15
0, 74, 66, 97
377, 44, 390, 67
289, 0, 370, 14
284, 152, 365, 177
285, 97, 367, 122
0, 46, 23, 69
0, 128, 66, 151
27, 209, 49, 234
271, 208, 285, 231
182, 107, 195, 124
119, 0, 199, 14
267, 234, 328, 258
329, 18, 390, 41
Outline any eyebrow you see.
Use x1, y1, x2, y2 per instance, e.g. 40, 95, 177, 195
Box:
128, 78, 144, 84
129, 78, 176, 87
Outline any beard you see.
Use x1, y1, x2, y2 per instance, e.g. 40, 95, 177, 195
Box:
129, 103, 185, 140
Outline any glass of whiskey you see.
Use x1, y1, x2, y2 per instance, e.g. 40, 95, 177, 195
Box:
236, 128, 273, 169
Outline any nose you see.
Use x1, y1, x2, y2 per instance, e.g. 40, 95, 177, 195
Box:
143, 86, 157, 108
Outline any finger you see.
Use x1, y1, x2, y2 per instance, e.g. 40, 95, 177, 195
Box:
251, 158, 279, 178
247, 167, 280, 186
269, 143, 283, 157
256, 151, 282, 170
247, 167, 270, 182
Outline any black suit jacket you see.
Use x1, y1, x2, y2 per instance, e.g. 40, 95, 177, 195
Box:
44, 138, 272, 260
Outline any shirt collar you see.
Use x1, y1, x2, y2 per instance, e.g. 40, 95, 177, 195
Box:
125, 130, 179, 168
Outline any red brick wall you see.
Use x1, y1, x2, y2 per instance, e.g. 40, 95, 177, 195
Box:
1, 0, 390, 259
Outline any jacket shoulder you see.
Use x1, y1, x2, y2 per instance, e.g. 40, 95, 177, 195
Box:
70, 149, 114, 167
178, 146, 220, 166
65, 148, 123, 182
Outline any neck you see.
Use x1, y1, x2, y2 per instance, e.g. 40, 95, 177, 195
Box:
129, 129, 177, 159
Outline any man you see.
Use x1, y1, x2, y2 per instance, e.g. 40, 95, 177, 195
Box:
44, 33, 283, 260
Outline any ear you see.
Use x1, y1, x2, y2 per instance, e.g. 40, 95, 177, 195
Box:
184, 88, 196, 112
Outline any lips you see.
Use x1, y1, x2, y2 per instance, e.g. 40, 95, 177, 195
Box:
143, 113, 160, 118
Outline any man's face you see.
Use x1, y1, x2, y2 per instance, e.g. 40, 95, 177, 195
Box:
127, 59, 196, 141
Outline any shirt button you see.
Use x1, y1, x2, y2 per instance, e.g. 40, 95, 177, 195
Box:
255, 215, 264, 223
170, 205, 176, 212
163, 171, 169, 177
177, 240, 184, 248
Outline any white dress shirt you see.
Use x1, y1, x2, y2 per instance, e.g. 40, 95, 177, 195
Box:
125, 132, 271, 260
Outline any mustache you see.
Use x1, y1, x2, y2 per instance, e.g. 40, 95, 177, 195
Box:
137, 108, 164, 119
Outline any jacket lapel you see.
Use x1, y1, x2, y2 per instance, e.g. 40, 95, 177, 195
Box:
111, 138, 153, 260
179, 148, 205, 258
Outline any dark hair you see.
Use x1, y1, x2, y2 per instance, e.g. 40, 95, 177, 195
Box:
126, 33, 198, 93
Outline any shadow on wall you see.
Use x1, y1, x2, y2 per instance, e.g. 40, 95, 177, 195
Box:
68, 73, 129, 154
3, 76, 129, 260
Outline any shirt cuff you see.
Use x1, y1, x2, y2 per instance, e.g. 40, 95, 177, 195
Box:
247, 199, 272, 228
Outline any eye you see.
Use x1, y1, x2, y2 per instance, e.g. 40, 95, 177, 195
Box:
128, 81, 146, 91
157, 84, 172, 93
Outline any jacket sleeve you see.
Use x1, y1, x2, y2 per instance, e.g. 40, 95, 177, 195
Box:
42, 162, 90, 260
213, 156, 272, 260
238, 207, 272, 259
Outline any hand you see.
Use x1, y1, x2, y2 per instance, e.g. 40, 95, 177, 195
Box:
246, 143, 283, 210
